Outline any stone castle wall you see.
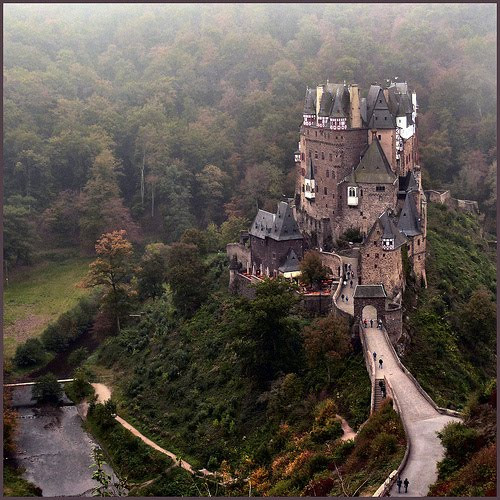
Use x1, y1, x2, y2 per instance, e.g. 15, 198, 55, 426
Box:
336, 181, 398, 237
249, 236, 303, 275
360, 244, 404, 298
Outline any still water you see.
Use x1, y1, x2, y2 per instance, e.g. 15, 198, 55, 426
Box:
13, 386, 117, 497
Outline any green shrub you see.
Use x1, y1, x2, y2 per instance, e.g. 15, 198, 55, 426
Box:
438, 422, 480, 464
14, 338, 46, 367
33, 373, 63, 404
68, 347, 89, 367
370, 432, 398, 458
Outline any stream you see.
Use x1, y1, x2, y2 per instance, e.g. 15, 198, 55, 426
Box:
11, 385, 118, 497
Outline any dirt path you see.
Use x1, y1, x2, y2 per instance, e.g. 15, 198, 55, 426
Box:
337, 414, 357, 441
89, 383, 213, 477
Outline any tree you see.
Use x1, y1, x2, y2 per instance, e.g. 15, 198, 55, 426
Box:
136, 242, 169, 300
14, 338, 46, 367
195, 164, 229, 225
33, 373, 63, 404
303, 315, 352, 384
299, 251, 330, 289
4, 198, 38, 265
219, 216, 250, 248
80, 149, 139, 248
90, 447, 128, 497
165, 243, 208, 317
85, 230, 134, 332
234, 277, 302, 385
459, 287, 496, 356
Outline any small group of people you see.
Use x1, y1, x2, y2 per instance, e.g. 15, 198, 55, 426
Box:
363, 318, 383, 329
340, 293, 349, 303
397, 477, 409, 493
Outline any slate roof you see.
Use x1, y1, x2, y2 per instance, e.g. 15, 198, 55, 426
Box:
303, 87, 317, 114
379, 211, 407, 248
366, 85, 397, 128
397, 193, 421, 237
249, 202, 302, 241
353, 284, 387, 298
278, 248, 300, 273
318, 91, 334, 117
398, 171, 418, 194
360, 97, 367, 124
343, 139, 396, 185
330, 87, 347, 118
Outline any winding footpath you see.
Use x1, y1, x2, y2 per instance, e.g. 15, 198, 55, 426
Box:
362, 328, 460, 496
90, 383, 215, 478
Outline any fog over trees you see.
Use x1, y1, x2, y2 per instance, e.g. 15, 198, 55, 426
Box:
4, 3, 496, 265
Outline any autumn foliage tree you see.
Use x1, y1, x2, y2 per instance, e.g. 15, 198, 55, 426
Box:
299, 251, 330, 289
303, 315, 352, 384
85, 230, 134, 332
136, 242, 169, 300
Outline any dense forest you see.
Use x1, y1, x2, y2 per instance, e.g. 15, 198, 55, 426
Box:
4, 3, 497, 268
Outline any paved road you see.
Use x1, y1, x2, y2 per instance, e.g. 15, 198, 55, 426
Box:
363, 328, 460, 496
335, 256, 358, 315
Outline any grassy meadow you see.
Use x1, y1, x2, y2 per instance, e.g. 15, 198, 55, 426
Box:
3, 257, 92, 360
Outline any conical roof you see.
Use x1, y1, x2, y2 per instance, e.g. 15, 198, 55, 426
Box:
349, 139, 396, 184
397, 193, 421, 236
278, 248, 300, 273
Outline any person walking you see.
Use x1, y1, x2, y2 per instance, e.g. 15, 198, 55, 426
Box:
381, 386, 386, 398
373, 351, 376, 361
370, 319, 373, 328
379, 358, 383, 369
396, 477, 402, 493
403, 478, 409, 493
350, 279, 353, 288
364, 318, 368, 328
345, 296, 348, 303
341, 293, 345, 302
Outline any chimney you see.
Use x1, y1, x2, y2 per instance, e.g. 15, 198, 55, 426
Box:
383, 88, 389, 102
316, 85, 324, 116
349, 84, 361, 128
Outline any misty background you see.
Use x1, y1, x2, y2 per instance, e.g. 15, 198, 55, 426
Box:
3, 3, 497, 264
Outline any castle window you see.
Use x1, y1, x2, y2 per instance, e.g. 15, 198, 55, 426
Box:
341, 136, 343, 139
367, 254, 370, 257
378, 135, 381, 140
321, 152, 325, 160
315, 151, 318, 159
329, 153, 333, 161
376, 186, 385, 192
332, 194, 335, 198
316, 185, 319, 192
301, 153, 305, 161
374, 264, 378, 269
302, 185, 305, 192
418, 255, 421, 260
332, 210, 335, 214
315, 131, 317, 137
324, 187, 328, 195
383, 253, 386, 257
326, 203, 328, 208
360, 189, 363, 196
326, 169, 329, 177
360, 211, 363, 215
272, 253, 276, 259
417, 239, 420, 246
379, 99, 382, 103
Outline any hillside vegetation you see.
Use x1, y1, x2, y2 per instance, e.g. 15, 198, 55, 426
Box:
402, 203, 496, 409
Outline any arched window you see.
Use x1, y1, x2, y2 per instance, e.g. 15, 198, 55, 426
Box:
348, 187, 356, 197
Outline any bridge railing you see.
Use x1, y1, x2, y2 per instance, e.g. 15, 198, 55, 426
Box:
359, 322, 376, 415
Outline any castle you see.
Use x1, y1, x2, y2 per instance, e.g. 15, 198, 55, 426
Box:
227, 80, 426, 322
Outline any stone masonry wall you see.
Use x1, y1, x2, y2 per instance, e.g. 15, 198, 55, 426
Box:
296, 126, 368, 229
250, 236, 303, 275
336, 181, 398, 237
368, 129, 396, 172
360, 242, 404, 299
226, 243, 251, 271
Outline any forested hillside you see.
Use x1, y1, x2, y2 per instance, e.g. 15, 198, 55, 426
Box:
4, 3, 497, 267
